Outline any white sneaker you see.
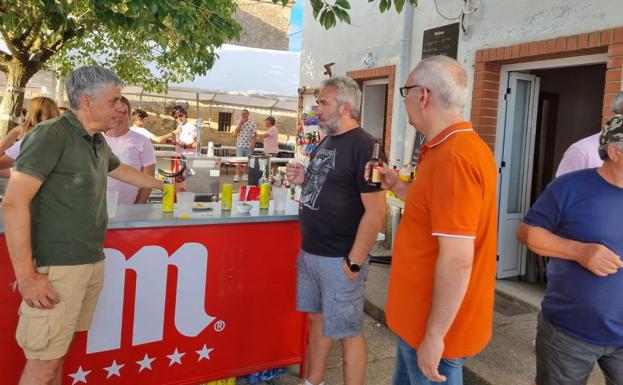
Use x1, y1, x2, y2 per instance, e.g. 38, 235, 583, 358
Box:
242, 174, 248, 181
233, 175, 240, 182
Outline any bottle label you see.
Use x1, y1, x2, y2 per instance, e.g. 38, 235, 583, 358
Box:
372, 167, 382, 183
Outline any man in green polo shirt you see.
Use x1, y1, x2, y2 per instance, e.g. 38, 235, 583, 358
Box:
2, 66, 163, 385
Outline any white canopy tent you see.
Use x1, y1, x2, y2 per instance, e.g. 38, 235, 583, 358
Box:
1, 43, 300, 113
125, 44, 300, 113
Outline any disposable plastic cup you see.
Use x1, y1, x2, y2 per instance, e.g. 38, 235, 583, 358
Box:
175, 192, 195, 218
106, 190, 119, 218
272, 186, 287, 212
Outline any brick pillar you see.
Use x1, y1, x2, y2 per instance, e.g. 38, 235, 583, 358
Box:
471, 57, 500, 152
605, 28, 623, 124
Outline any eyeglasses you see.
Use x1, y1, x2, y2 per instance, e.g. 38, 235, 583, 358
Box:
399, 84, 430, 98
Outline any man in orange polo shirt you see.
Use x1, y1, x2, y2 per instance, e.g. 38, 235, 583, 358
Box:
375, 56, 498, 384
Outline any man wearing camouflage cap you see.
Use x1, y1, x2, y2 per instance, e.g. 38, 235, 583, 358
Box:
517, 115, 623, 384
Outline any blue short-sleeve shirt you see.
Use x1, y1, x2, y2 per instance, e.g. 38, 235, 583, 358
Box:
523, 168, 623, 346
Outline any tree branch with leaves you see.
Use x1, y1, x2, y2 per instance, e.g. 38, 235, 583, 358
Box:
0, 0, 416, 138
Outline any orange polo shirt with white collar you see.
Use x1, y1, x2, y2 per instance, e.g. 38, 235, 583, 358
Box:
386, 121, 498, 358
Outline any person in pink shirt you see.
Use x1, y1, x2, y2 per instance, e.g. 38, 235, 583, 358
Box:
554, 133, 602, 177
556, 91, 623, 176
104, 97, 156, 203
257, 116, 279, 156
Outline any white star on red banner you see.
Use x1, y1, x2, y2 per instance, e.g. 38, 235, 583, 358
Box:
103, 360, 125, 378
167, 348, 186, 366
196, 344, 215, 361
68, 366, 91, 384
136, 353, 156, 372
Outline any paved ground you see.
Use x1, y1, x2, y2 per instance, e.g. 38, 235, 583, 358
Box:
245, 262, 608, 385
238, 314, 398, 385
363, 263, 606, 385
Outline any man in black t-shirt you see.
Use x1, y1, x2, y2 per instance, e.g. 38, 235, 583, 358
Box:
286, 76, 386, 385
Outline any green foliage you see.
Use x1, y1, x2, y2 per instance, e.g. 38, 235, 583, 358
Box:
0, 0, 241, 93
300, 0, 417, 30
0, 0, 418, 92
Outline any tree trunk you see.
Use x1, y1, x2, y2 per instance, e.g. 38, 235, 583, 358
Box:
0, 61, 35, 139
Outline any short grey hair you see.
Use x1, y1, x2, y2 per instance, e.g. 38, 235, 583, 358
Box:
410, 55, 467, 111
65, 66, 125, 109
612, 91, 623, 114
599, 141, 623, 161
321, 76, 362, 119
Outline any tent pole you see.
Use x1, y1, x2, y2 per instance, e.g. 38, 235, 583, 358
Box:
196, 93, 200, 118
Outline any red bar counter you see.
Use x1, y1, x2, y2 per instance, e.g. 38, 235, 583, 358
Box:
0, 200, 306, 385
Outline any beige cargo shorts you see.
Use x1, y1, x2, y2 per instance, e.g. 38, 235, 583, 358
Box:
15, 260, 105, 360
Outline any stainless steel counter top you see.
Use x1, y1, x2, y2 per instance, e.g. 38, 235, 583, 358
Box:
0, 199, 299, 233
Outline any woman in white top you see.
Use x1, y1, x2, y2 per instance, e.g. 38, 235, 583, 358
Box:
174, 108, 198, 155
0, 96, 60, 177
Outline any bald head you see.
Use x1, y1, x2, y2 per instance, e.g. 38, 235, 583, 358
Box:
409, 56, 467, 113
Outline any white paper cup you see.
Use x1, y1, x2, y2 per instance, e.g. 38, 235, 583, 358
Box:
106, 190, 119, 218
272, 186, 288, 212
175, 192, 195, 218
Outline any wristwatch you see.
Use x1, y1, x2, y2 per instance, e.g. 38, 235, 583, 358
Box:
344, 256, 362, 273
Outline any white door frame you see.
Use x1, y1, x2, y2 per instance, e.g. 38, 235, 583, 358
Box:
494, 53, 607, 162
493, 53, 608, 277
361, 78, 389, 127
497, 72, 540, 278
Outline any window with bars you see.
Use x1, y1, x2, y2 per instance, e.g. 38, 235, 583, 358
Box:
218, 112, 232, 132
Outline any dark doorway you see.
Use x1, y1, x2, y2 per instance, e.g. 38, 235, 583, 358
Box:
530, 64, 606, 200
524, 63, 606, 283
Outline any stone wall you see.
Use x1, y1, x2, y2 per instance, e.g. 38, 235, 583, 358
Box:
232, 0, 292, 51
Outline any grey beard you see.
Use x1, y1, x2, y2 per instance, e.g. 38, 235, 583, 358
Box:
319, 114, 340, 135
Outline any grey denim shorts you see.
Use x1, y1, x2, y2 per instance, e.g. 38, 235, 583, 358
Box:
536, 312, 623, 385
296, 250, 368, 340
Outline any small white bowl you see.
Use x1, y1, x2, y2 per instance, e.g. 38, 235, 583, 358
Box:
236, 202, 252, 214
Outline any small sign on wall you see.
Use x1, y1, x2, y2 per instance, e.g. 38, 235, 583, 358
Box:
411, 22, 461, 165
421, 22, 460, 59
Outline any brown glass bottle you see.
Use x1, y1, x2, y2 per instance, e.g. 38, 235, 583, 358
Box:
367, 138, 382, 188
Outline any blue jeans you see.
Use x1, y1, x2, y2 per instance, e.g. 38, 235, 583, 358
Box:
392, 337, 465, 385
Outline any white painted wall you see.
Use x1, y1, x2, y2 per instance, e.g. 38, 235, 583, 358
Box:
300, 2, 410, 160
301, 0, 623, 160
413, 0, 623, 115
299, 2, 404, 87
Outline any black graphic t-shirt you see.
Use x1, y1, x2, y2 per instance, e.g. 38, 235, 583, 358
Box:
300, 127, 385, 257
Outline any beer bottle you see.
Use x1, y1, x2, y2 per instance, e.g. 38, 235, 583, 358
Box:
367, 138, 382, 188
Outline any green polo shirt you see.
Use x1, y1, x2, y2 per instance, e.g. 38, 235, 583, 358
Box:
14, 110, 120, 266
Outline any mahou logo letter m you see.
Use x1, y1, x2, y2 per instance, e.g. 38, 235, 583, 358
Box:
86, 243, 215, 353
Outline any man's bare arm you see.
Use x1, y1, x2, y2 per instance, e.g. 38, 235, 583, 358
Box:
418, 236, 474, 382
341, 191, 386, 280
135, 164, 156, 203
109, 163, 163, 189
517, 222, 622, 276
2, 171, 60, 308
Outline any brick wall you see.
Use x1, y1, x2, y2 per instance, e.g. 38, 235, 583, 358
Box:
472, 27, 623, 151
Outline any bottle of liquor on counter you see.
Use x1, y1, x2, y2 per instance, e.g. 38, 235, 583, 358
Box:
367, 138, 382, 188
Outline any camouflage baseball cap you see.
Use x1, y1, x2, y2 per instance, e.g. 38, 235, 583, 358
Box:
600, 114, 623, 146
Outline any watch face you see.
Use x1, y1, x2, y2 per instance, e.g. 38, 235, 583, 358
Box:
348, 262, 361, 273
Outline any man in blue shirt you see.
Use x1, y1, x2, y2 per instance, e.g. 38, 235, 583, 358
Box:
517, 115, 623, 385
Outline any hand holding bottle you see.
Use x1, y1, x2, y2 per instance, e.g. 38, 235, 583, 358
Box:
364, 161, 398, 190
